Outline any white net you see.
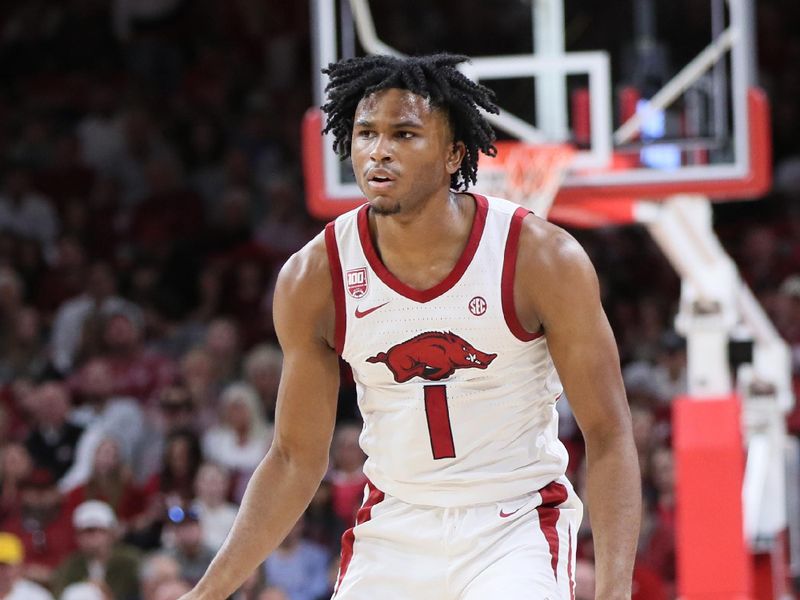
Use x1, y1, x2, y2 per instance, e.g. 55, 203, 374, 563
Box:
476, 142, 575, 217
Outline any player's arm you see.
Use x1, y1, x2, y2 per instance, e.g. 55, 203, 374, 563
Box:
186, 233, 341, 600
516, 216, 640, 600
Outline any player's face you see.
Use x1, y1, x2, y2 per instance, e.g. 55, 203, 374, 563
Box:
351, 88, 464, 216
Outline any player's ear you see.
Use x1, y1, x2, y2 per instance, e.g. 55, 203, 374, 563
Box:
446, 141, 466, 175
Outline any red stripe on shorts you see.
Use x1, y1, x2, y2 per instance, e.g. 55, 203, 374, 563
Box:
334, 481, 385, 596
567, 524, 575, 600
536, 481, 569, 583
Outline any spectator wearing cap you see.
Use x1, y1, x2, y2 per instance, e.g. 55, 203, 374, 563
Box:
0, 532, 54, 600
164, 504, 215, 586
52, 500, 141, 600
60, 581, 113, 600
0, 468, 75, 586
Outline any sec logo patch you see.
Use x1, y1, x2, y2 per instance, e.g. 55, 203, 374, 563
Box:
468, 296, 487, 316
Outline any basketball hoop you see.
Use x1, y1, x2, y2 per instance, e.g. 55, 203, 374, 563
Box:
475, 142, 576, 217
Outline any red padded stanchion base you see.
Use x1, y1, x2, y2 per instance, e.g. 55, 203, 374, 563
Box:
673, 395, 753, 599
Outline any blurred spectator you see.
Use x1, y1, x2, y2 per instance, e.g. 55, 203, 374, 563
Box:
254, 179, 311, 259
129, 157, 204, 257
302, 479, 345, 554
574, 558, 595, 600
201, 318, 243, 386
177, 350, 221, 429
200, 188, 254, 259
146, 429, 203, 507
0, 268, 25, 349
59, 581, 112, 600
0, 378, 38, 441
164, 505, 214, 586
0, 305, 48, 383
75, 83, 124, 172
0, 532, 54, 600
623, 331, 687, 406
52, 500, 141, 600
132, 429, 204, 550
63, 438, 147, 527
261, 517, 330, 600
139, 551, 182, 600
0, 443, 34, 523
103, 108, 179, 209
631, 561, 669, 600
25, 381, 83, 480
152, 578, 192, 600
1, 468, 75, 586
60, 359, 147, 492
220, 257, 273, 350
638, 447, 676, 587
257, 586, 290, 600
0, 161, 59, 259
328, 424, 368, 528
89, 306, 177, 403
243, 343, 282, 421
34, 235, 88, 317
202, 383, 272, 499
49, 262, 141, 375
193, 463, 238, 552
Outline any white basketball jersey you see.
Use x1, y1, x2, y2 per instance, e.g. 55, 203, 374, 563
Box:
325, 194, 569, 507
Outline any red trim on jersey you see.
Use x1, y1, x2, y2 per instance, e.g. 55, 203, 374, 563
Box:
324, 221, 346, 354
423, 384, 456, 459
502, 206, 545, 341
334, 481, 385, 596
536, 480, 569, 583
357, 193, 489, 303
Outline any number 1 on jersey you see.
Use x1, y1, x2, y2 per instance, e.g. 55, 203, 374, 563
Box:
423, 385, 456, 459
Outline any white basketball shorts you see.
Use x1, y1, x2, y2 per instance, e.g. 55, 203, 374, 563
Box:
332, 477, 583, 600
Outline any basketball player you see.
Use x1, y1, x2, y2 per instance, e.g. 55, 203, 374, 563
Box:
181, 54, 640, 600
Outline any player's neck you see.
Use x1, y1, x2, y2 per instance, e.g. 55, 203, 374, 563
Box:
370, 191, 473, 262
367, 192, 476, 291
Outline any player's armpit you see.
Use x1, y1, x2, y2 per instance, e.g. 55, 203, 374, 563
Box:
513, 215, 630, 437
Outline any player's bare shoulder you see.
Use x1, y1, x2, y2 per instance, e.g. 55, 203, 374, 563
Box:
518, 213, 595, 277
514, 212, 602, 329
274, 231, 336, 349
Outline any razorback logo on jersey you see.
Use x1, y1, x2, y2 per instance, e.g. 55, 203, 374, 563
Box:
366, 331, 497, 383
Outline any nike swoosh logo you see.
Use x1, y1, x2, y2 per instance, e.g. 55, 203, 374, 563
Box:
499, 507, 522, 518
354, 302, 390, 319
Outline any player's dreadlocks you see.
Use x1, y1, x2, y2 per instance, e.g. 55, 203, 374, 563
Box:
321, 53, 499, 191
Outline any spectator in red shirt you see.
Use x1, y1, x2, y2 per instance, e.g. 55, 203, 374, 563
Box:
0, 442, 33, 523
327, 423, 368, 528
0, 469, 75, 587
94, 307, 177, 404
63, 437, 147, 529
